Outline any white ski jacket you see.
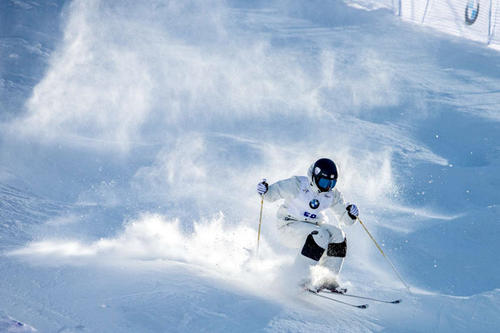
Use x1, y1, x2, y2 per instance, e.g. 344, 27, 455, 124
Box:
263, 176, 355, 227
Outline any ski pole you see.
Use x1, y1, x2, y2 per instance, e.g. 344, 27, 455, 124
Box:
256, 195, 264, 255
357, 217, 411, 293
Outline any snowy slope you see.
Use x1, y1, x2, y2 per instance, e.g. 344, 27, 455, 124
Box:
1, 0, 500, 331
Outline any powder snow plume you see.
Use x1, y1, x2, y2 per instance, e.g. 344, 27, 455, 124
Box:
8, 212, 290, 289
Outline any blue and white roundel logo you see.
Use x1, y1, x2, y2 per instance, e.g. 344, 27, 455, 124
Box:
309, 199, 320, 209
465, 0, 480, 25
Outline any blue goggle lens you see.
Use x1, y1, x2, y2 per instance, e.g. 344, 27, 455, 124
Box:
317, 177, 336, 190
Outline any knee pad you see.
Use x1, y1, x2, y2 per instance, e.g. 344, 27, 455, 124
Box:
301, 230, 326, 261
327, 238, 347, 258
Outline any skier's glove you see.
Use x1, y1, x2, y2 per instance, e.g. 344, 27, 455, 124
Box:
257, 179, 269, 195
346, 204, 359, 220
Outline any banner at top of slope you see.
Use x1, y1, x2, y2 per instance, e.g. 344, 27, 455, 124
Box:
399, 0, 497, 46
489, 1, 500, 49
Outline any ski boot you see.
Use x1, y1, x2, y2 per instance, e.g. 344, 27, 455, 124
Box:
315, 280, 347, 294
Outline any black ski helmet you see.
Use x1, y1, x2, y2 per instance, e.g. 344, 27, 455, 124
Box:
310, 158, 338, 192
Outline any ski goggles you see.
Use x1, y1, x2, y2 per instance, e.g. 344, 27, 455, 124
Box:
317, 177, 336, 191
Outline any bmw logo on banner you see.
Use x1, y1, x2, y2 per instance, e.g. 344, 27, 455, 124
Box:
309, 199, 320, 209
465, 0, 480, 25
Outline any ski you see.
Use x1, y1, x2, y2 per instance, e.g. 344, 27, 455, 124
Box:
306, 289, 369, 309
320, 289, 402, 304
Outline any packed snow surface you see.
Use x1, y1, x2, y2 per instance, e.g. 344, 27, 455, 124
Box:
1, 0, 499, 331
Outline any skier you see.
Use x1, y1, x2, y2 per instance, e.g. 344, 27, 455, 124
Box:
257, 158, 359, 292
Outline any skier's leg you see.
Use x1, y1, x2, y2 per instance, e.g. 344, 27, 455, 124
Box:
319, 225, 346, 275
310, 225, 346, 290
276, 221, 328, 285
276, 220, 323, 250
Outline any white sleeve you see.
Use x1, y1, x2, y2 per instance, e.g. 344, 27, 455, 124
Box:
263, 177, 301, 202
329, 189, 356, 226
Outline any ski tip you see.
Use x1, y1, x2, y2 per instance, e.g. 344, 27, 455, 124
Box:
358, 304, 369, 309
392, 299, 402, 304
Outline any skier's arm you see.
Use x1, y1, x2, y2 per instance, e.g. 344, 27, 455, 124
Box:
330, 189, 357, 226
262, 177, 301, 202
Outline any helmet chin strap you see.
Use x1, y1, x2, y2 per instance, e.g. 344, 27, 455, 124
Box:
310, 180, 323, 194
